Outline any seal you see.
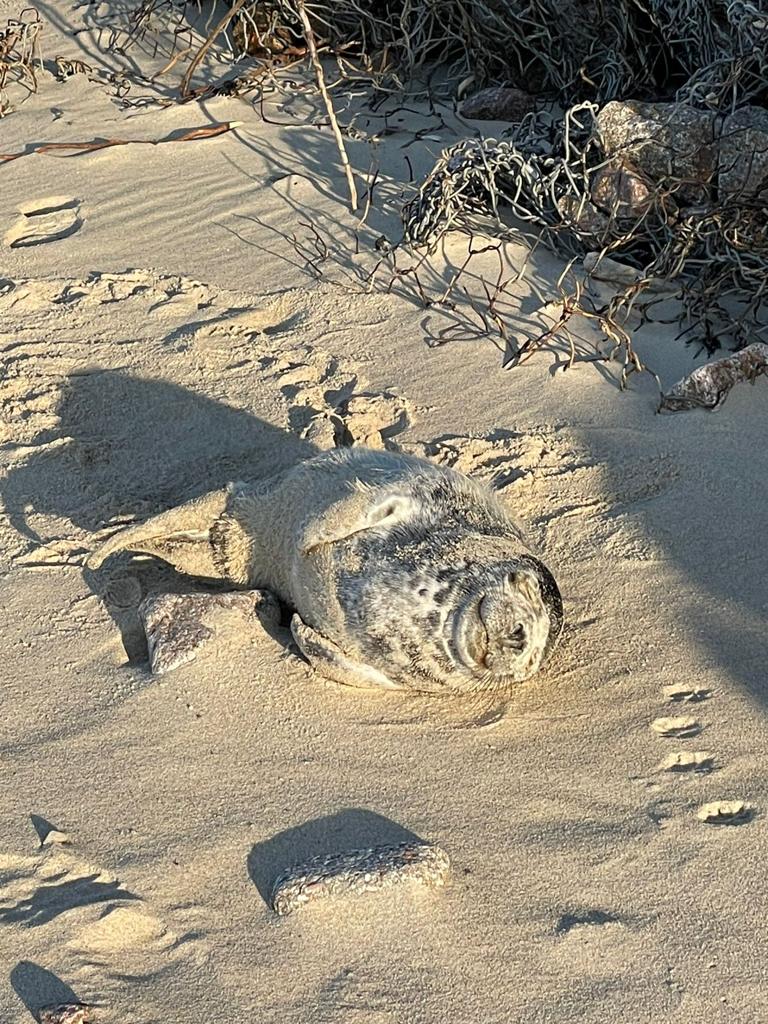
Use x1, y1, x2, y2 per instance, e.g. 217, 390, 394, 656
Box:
88, 447, 563, 692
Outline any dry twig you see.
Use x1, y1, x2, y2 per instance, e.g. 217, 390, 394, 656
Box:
0, 121, 241, 163
0, 8, 42, 116
295, 0, 358, 212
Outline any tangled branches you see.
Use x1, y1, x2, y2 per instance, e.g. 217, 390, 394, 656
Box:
95, 0, 768, 107
0, 7, 43, 117
401, 99, 768, 377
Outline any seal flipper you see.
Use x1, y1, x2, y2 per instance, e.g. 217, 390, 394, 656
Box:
300, 488, 419, 555
290, 614, 402, 690
87, 487, 235, 580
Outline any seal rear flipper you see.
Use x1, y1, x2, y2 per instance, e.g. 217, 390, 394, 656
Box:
290, 614, 403, 690
87, 487, 236, 580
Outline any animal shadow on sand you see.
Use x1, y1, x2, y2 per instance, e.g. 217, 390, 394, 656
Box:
247, 809, 422, 908
10, 961, 83, 1018
3, 371, 318, 662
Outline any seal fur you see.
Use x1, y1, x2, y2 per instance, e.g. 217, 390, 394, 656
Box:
88, 447, 563, 692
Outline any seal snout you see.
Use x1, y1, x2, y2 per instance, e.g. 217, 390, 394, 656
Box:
455, 568, 550, 683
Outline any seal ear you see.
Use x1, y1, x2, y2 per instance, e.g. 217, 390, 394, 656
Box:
300, 491, 418, 555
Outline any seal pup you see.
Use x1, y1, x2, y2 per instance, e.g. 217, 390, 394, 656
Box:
88, 447, 563, 693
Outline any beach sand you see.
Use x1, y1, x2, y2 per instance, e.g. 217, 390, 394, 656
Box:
1, 3, 767, 1020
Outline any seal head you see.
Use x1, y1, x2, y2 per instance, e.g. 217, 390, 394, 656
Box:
330, 519, 563, 693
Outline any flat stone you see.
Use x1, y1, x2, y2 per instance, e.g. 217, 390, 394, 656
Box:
271, 841, 451, 916
590, 162, 655, 219
596, 101, 717, 200
556, 195, 610, 236
140, 590, 281, 675
460, 87, 537, 122
719, 105, 768, 199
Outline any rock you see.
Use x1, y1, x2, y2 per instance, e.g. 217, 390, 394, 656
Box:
596, 101, 717, 200
590, 162, 655, 219
718, 105, 768, 199
556, 195, 610, 236
140, 590, 282, 675
460, 87, 537, 122
271, 841, 451, 916
38, 1005, 93, 1024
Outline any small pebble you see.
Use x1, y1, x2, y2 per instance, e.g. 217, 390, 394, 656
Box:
38, 1004, 92, 1024
271, 840, 450, 916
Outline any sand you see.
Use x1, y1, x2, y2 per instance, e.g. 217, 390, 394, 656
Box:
1, 2, 767, 1021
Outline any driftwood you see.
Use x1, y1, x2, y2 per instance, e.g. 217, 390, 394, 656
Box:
659, 342, 768, 412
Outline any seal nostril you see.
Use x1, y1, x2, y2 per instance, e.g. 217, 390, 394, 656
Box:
502, 624, 527, 652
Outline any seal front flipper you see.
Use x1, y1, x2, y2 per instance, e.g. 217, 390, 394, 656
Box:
299, 486, 419, 555
290, 614, 402, 690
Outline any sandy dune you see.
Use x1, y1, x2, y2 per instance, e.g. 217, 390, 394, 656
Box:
1, 2, 767, 1021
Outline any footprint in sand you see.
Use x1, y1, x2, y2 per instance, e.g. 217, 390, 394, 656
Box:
662, 684, 712, 703
650, 695, 758, 825
0, 841, 205, 986
555, 909, 623, 934
697, 801, 755, 826
5, 197, 83, 249
657, 751, 715, 774
650, 716, 701, 738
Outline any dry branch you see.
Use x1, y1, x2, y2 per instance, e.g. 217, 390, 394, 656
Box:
0, 121, 241, 164
295, 0, 358, 212
0, 7, 43, 116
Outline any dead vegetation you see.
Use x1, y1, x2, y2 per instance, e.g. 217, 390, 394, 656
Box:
0, 7, 43, 117
401, 94, 768, 384
7, 0, 768, 392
